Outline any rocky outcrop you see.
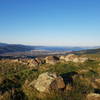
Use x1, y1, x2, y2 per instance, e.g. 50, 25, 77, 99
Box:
33, 72, 65, 93
60, 54, 88, 63
19, 58, 45, 68
45, 56, 59, 65
87, 93, 100, 100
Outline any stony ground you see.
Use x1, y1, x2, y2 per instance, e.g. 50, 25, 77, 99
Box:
0, 54, 100, 100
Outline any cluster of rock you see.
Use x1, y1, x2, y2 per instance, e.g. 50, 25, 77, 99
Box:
60, 54, 88, 63
9, 54, 89, 69
27, 58, 45, 68
37, 54, 88, 66
44, 54, 88, 65
17, 58, 45, 68
45, 54, 88, 64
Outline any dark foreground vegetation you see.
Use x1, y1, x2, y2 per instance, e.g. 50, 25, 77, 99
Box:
0, 53, 100, 100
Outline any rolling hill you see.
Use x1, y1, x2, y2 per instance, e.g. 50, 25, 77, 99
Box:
0, 43, 100, 57
0, 43, 87, 55
74, 48, 100, 55
0, 43, 35, 54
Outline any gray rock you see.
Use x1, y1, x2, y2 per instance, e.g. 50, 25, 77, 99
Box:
33, 72, 65, 93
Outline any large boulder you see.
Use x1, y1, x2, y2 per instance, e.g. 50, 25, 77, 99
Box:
33, 72, 65, 93
45, 56, 59, 65
87, 93, 100, 100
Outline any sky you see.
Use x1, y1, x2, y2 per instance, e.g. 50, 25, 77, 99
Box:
0, 0, 100, 46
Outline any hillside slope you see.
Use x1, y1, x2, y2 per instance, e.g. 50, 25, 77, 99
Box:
0, 44, 35, 54
74, 48, 100, 55
0, 43, 87, 55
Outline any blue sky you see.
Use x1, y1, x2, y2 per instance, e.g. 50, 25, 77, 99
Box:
0, 0, 100, 46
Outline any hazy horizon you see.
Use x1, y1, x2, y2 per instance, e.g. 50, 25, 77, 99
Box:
0, 0, 100, 46
0, 42, 100, 47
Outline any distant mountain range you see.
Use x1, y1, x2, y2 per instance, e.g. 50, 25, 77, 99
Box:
0, 42, 100, 55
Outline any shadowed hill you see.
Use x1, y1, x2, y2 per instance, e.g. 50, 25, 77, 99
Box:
0, 44, 35, 54
74, 48, 100, 55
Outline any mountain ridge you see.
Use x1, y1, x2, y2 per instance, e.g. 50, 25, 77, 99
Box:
0, 42, 100, 55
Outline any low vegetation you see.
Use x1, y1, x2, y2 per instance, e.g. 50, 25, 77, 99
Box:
0, 54, 100, 100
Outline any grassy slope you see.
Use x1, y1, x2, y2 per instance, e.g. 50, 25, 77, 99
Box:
0, 59, 100, 100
